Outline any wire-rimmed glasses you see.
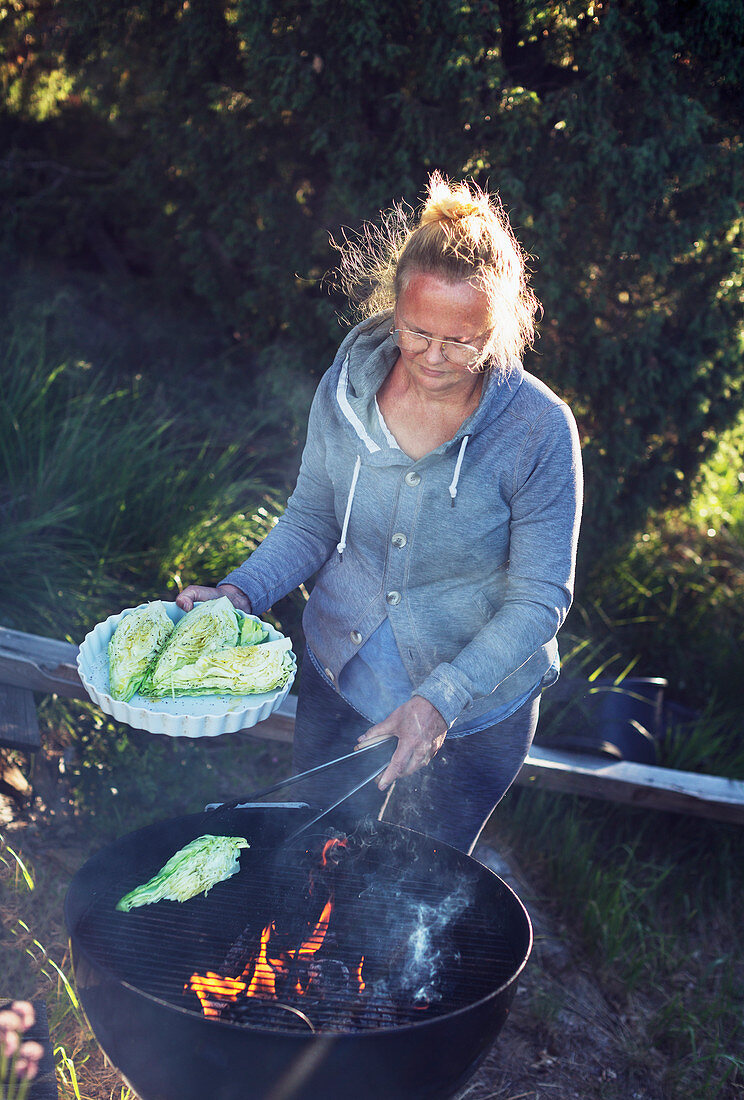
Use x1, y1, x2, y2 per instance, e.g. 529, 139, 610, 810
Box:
390, 326, 488, 368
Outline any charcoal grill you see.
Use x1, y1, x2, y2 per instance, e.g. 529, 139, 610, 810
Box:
65, 805, 531, 1100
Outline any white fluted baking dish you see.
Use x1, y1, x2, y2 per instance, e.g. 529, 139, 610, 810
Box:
76, 602, 296, 738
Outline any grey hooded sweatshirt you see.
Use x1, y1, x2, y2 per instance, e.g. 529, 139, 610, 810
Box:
221, 314, 583, 729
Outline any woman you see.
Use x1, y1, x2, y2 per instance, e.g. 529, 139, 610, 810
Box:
177, 173, 582, 854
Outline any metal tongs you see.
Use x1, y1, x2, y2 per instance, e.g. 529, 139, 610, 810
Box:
208, 736, 396, 845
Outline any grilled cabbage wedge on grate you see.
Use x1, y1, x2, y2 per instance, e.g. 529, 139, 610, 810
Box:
108, 601, 174, 702
116, 834, 250, 911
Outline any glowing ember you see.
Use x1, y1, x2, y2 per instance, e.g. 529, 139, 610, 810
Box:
356, 956, 365, 993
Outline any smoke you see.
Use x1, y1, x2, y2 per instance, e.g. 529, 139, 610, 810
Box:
318, 821, 477, 1011
396, 877, 471, 1004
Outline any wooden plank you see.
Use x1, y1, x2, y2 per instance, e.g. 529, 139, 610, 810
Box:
0, 685, 41, 752
1, 626, 743, 823
0, 627, 83, 698
518, 745, 744, 825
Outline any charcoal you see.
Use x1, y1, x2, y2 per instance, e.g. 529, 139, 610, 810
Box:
219, 927, 257, 978
306, 958, 350, 999
350, 989, 400, 1031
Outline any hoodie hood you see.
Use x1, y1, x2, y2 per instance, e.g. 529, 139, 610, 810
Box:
335, 313, 525, 456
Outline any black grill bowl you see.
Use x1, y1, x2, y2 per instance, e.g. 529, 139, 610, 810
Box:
65, 806, 532, 1100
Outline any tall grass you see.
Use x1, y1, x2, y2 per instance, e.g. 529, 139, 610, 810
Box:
490, 791, 744, 1098
0, 833, 89, 1100
660, 700, 744, 777
0, 297, 294, 638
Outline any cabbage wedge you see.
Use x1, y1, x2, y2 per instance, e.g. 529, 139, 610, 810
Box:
116, 834, 250, 912
108, 601, 174, 702
238, 614, 268, 647
148, 638, 294, 697
142, 596, 240, 696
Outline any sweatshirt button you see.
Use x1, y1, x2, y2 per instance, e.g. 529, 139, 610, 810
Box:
350, 630, 362, 644
404, 471, 421, 487
324, 667, 335, 683
392, 532, 407, 549
386, 590, 402, 606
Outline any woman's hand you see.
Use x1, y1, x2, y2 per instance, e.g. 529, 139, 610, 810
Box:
356, 696, 447, 791
176, 583, 252, 614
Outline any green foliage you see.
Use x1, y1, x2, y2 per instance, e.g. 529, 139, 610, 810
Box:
565, 412, 744, 741
687, 415, 744, 538
0, 286, 288, 638
1, 0, 742, 558
477, 0, 744, 565
582, 513, 744, 713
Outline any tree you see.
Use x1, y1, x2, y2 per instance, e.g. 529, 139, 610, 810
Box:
470, 0, 744, 563
2, 0, 742, 562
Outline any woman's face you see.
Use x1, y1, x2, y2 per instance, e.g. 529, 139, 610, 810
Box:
393, 272, 492, 397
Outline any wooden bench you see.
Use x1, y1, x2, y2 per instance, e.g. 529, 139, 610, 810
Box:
0, 627, 78, 756
0, 684, 41, 753
1, 625, 743, 825
0, 684, 41, 801
0, 626, 80, 763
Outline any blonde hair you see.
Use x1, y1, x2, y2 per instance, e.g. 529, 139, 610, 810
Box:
332, 172, 540, 370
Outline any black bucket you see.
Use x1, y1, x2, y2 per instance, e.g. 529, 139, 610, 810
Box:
538, 677, 668, 764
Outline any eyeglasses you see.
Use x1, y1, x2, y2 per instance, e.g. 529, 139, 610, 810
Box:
390, 326, 487, 368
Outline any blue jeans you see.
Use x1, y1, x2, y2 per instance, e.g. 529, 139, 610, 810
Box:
292, 652, 540, 855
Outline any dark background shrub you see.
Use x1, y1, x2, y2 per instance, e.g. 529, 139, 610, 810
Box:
2, 0, 743, 710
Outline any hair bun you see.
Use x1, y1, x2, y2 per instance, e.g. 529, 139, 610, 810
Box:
330, 168, 539, 372
419, 171, 489, 227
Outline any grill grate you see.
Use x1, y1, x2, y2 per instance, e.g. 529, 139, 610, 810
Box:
76, 849, 520, 1034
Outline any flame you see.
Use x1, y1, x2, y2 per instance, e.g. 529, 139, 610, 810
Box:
287, 897, 333, 962
320, 836, 348, 867
187, 971, 246, 1016
189, 898, 336, 1014
186, 834, 383, 1021
243, 921, 278, 999
308, 837, 348, 892
287, 897, 333, 996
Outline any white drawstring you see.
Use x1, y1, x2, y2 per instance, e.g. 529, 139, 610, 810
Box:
337, 437, 466, 560
336, 454, 362, 557
448, 435, 469, 506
